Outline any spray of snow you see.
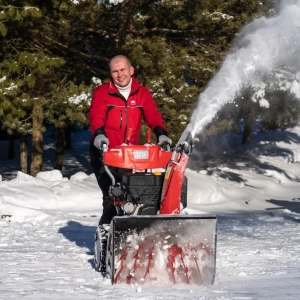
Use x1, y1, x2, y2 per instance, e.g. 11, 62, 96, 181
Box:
190, 0, 300, 136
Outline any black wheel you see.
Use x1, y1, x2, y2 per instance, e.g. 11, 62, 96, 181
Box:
94, 227, 102, 272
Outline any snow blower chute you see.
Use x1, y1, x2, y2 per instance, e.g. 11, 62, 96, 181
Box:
94, 129, 217, 285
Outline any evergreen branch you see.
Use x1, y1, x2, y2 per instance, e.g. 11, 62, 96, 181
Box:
40, 34, 94, 60
74, 27, 118, 38
30, 33, 107, 76
131, 27, 196, 35
80, 26, 194, 37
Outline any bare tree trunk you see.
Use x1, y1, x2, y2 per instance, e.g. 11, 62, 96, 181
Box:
8, 135, 15, 160
54, 126, 65, 170
241, 89, 256, 145
20, 134, 28, 174
31, 105, 43, 177
64, 123, 72, 150
242, 112, 255, 144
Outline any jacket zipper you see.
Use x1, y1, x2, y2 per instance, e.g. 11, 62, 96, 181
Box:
120, 110, 122, 129
109, 91, 129, 144
123, 102, 128, 143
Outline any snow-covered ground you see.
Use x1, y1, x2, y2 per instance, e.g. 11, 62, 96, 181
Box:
1, 125, 300, 299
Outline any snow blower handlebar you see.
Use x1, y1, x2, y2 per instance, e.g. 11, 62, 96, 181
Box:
102, 143, 116, 186
101, 131, 191, 194
101, 128, 173, 187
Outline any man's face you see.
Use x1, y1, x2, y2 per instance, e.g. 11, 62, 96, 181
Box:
110, 58, 134, 87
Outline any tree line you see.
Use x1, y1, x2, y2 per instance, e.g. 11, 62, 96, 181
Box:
1, 0, 288, 176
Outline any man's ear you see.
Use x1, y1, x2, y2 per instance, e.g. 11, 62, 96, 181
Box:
130, 66, 134, 76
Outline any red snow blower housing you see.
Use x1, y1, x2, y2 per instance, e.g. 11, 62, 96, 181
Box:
94, 129, 217, 285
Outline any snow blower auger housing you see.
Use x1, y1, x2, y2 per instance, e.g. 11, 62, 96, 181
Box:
94, 129, 217, 285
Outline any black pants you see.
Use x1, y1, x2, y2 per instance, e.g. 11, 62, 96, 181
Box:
89, 141, 118, 225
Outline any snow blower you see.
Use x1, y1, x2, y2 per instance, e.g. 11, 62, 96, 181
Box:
94, 129, 217, 285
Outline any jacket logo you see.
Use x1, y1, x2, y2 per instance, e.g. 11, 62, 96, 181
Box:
130, 100, 136, 106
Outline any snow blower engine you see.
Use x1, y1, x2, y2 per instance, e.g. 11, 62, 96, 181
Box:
106, 152, 187, 217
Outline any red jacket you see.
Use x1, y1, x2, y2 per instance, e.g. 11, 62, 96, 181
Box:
89, 76, 167, 148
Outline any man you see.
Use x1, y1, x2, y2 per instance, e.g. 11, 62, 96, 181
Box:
89, 55, 171, 271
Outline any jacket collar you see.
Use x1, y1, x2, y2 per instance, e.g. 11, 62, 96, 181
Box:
109, 76, 141, 96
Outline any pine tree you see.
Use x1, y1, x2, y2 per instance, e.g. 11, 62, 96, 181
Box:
1, 4, 45, 174
0, 0, 279, 176
0, 1, 97, 174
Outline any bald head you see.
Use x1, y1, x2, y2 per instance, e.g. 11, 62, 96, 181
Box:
109, 55, 134, 87
109, 55, 132, 70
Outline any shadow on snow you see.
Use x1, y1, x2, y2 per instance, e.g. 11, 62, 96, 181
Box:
189, 129, 300, 184
58, 220, 97, 268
